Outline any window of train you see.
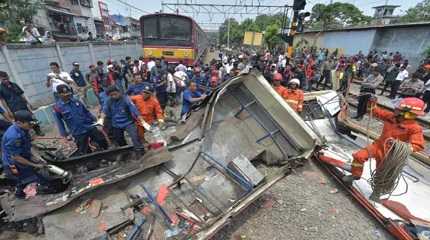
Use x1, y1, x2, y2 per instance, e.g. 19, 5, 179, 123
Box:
159, 17, 191, 41
143, 17, 158, 38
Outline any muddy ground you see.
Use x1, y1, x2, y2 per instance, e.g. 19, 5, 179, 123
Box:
213, 160, 393, 240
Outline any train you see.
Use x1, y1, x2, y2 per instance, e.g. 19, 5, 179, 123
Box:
140, 13, 209, 66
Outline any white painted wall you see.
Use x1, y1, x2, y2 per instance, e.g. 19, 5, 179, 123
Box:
0, 42, 141, 107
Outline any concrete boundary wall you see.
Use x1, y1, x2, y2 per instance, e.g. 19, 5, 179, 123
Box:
0, 41, 142, 108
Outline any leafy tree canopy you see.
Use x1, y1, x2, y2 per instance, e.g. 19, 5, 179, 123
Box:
399, 0, 430, 23
218, 13, 285, 50
310, 2, 371, 29
0, 0, 41, 42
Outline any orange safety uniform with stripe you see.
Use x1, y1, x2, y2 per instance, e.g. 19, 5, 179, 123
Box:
284, 89, 304, 113
351, 107, 424, 177
130, 95, 163, 140
274, 85, 288, 99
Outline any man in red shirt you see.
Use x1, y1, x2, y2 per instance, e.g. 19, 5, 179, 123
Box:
272, 73, 287, 99
344, 97, 425, 184
284, 78, 304, 113
130, 85, 164, 141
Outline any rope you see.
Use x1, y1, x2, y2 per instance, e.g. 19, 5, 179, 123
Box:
365, 103, 411, 201
368, 139, 411, 201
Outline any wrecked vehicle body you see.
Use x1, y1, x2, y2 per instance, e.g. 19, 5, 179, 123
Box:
303, 90, 430, 240
0, 72, 317, 239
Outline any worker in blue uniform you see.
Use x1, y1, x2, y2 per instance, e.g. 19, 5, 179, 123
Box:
1, 110, 49, 198
150, 59, 168, 109
0, 105, 13, 138
181, 82, 207, 122
53, 85, 108, 155
126, 73, 151, 96
191, 66, 210, 94
103, 85, 146, 155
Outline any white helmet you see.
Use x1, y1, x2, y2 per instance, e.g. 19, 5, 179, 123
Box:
289, 78, 300, 86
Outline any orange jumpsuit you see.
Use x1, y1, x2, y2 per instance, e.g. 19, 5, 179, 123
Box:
284, 89, 304, 112
130, 95, 163, 140
274, 85, 288, 99
351, 107, 424, 177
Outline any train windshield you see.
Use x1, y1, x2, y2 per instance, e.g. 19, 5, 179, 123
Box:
159, 16, 191, 41
143, 17, 158, 39
142, 15, 192, 45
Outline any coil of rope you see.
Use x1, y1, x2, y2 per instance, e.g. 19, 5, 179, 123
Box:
365, 100, 411, 201
368, 139, 411, 201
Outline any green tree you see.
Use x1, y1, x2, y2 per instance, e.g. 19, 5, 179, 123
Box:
310, 2, 371, 29
218, 18, 243, 47
264, 23, 282, 51
218, 13, 286, 47
0, 0, 41, 42
399, 0, 430, 23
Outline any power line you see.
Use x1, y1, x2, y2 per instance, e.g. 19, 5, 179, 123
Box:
107, 0, 151, 14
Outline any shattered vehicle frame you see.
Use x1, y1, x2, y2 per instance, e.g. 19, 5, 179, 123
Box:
3, 71, 427, 240
0, 72, 317, 239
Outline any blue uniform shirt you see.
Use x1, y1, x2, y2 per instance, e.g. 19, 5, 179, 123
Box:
192, 74, 209, 93
53, 97, 96, 137
99, 91, 109, 110
70, 69, 87, 87
181, 89, 202, 116
126, 82, 150, 96
2, 124, 34, 175
103, 96, 140, 129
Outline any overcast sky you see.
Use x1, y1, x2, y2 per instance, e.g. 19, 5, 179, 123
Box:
104, 0, 422, 29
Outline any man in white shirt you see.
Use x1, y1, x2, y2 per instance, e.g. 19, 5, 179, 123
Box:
175, 60, 187, 73
147, 57, 156, 72
47, 62, 76, 100
21, 21, 41, 44
389, 65, 409, 99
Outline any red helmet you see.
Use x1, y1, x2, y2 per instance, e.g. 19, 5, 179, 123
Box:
273, 73, 283, 82
397, 97, 426, 116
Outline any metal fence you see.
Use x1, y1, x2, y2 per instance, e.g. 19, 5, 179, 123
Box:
0, 41, 142, 108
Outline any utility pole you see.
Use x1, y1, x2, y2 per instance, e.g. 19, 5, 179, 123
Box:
286, 9, 299, 58
227, 17, 231, 49
285, 0, 307, 57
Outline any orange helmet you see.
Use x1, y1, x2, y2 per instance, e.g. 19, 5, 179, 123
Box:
273, 73, 283, 81
397, 97, 426, 116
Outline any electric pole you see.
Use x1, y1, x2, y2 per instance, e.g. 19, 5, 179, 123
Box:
227, 17, 231, 49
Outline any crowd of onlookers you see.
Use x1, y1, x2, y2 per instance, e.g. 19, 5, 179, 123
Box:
2, 46, 430, 151
250, 47, 430, 119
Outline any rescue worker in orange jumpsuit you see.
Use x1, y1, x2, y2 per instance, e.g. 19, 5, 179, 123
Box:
343, 97, 425, 183
272, 72, 288, 98
284, 78, 304, 113
130, 85, 164, 141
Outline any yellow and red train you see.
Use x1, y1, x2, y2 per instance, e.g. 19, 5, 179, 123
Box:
140, 13, 209, 65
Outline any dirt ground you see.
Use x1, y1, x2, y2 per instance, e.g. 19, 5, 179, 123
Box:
213, 160, 394, 240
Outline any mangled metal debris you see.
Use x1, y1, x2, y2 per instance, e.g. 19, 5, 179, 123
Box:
0, 72, 317, 239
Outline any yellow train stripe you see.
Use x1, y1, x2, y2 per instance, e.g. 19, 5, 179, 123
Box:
143, 47, 195, 59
